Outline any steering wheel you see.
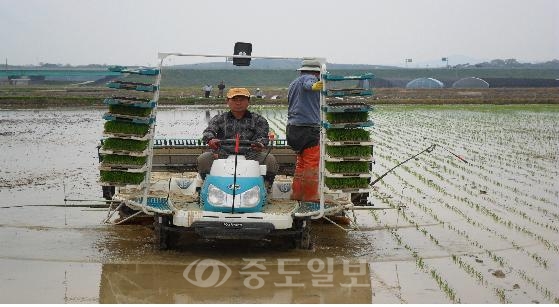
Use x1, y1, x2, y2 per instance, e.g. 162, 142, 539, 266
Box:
217, 139, 259, 155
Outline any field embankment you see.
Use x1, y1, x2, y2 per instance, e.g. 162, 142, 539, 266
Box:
1, 86, 558, 109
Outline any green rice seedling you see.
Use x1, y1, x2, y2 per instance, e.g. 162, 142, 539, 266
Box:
102, 138, 149, 152
416, 257, 425, 269
101, 154, 147, 166
326, 128, 370, 141
325, 161, 369, 173
430, 269, 458, 303
104, 121, 150, 136
370, 210, 380, 222
391, 230, 402, 245
495, 288, 507, 303
109, 105, 153, 117
100, 170, 145, 185
324, 177, 369, 189
326, 112, 368, 124
326, 145, 372, 157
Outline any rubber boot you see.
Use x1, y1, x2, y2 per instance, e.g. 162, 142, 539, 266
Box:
264, 173, 275, 195
290, 156, 304, 200
301, 168, 319, 202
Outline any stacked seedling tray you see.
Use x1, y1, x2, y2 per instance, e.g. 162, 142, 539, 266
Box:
321, 73, 374, 193
99, 66, 160, 188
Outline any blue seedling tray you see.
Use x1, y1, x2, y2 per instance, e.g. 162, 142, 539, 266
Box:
104, 97, 157, 108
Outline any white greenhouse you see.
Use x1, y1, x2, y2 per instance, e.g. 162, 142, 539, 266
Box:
452, 77, 490, 88
405, 77, 444, 89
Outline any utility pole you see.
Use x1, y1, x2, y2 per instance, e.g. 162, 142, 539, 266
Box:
441, 57, 449, 68
405, 58, 412, 68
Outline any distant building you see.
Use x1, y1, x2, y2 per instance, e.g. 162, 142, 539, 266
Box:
11, 77, 30, 86
405, 77, 444, 89
452, 77, 490, 88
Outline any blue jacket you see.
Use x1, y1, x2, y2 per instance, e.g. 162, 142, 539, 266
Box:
287, 74, 320, 125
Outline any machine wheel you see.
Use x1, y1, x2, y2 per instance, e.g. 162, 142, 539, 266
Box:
294, 219, 312, 250
351, 192, 369, 206
102, 186, 115, 200
154, 214, 174, 250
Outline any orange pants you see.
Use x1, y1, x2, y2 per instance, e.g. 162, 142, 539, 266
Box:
291, 145, 320, 202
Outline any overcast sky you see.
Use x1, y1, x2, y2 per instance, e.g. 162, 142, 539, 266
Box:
1, 0, 557, 67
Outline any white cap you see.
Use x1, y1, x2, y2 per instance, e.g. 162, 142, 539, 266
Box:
297, 59, 321, 72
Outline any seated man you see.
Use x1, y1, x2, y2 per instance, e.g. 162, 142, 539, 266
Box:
197, 88, 278, 189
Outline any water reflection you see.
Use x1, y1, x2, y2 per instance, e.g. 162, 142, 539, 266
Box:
99, 261, 371, 303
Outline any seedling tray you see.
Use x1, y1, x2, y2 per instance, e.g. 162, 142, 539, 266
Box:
322, 103, 373, 113
323, 186, 371, 194
104, 121, 150, 136
324, 177, 370, 190
106, 81, 158, 92
325, 112, 369, 124
99, 164, 147, 173
326, 128, 371, 142
326, 145, 372, 157
103, 131, 153, 141
325, 141, 374, 146
100, 154, 147, 165
325, 161, 370, 173
108, 104, 154, 117
104, 97, 156, 108
108, 66, 160, 76
323, 73, 374, 81
103, 113, 155, 125
99, 148, 149, 157
324, 170, 372, 178
324, 89, 373, 97
99, 170, 146, 186
325, 154, 374, 162
322, 120, 374, 129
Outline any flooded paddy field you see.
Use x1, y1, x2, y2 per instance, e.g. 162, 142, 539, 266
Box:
0, 104, 557, 303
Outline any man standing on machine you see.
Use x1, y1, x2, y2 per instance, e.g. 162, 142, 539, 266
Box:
286, 59, 323, 202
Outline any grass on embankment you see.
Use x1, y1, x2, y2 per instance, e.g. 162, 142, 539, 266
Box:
1, 86, 558, 108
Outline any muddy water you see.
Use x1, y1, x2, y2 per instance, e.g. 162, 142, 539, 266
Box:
0, 207, 378, 303
0, 107, 378, 303
0, 206, 380, 303
2, 106, 557, 303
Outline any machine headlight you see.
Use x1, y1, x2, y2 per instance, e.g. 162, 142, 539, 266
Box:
208, 184, 226, 206
206, 184, 261, 208
240, 186, 260, 207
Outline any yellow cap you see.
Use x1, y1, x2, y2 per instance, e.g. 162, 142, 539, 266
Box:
226, 88, 251, 99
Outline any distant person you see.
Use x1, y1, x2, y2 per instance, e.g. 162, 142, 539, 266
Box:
217, 81, 225, 98
202, 84, 213, 98
286, 58, 323, 202
255, 88, 264, 98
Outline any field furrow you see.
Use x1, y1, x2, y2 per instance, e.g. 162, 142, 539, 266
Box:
365, 105, 559, 303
